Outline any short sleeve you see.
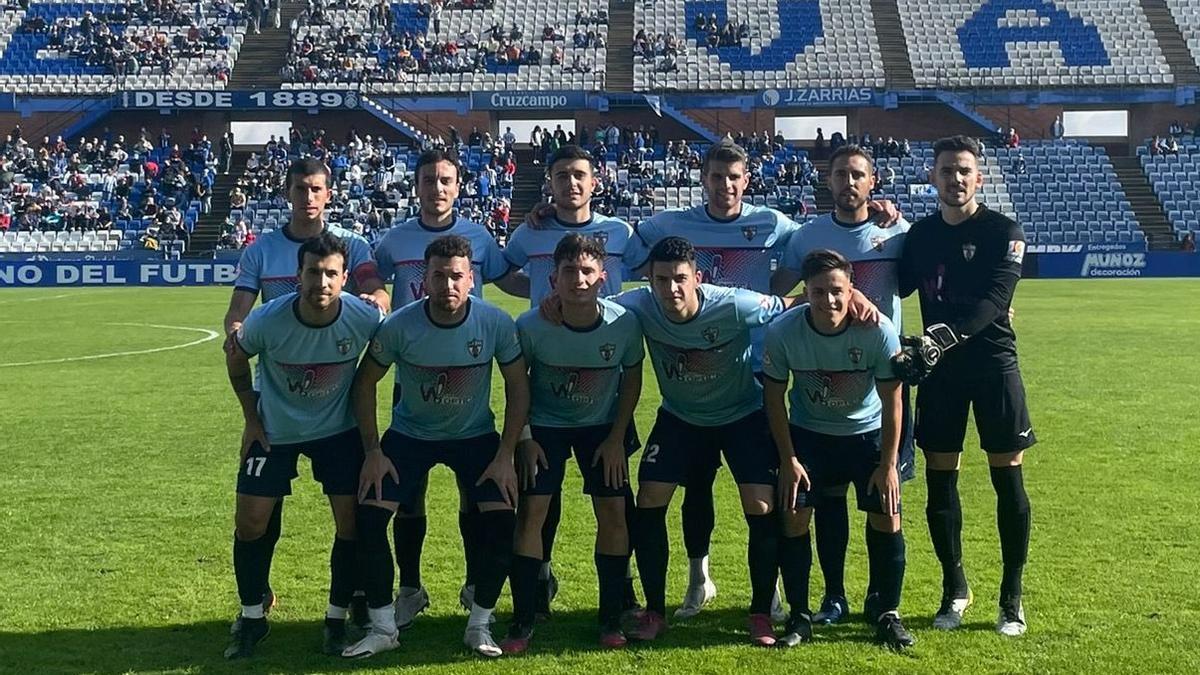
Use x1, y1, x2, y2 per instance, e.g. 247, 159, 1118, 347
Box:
733, 288, 784, 327
873, 319, 902, 381
493, 311, 523, 365
781, 228, 808, 271
234, 243, 262, 293
619, 313, 645, 368
348, 237, 382, 291
623, 219, 657, 270
771, 214, 804, 253
373, 237, 395, 284
478, 233, 515, 282
235, 306, 267, 356
502, 225, 529, 267
368, 315, 402, 367
516, 319, 536, 365
761, 323, 789, 383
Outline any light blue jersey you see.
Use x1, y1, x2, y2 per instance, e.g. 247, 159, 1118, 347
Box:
503, 214, 633, 305
236, 293, 384, 445
373, 215, 513, 308
235, 224, 378, 302
369, 298, 523, 441
614, 284, 783, 427
516, 298, 644, 428
624, 203, 802, 369
782, 214, 909, 326
762, 306, 901, 436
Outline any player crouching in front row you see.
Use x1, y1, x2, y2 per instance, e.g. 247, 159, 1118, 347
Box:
346, 234, 530, 659
763, 249, 915, 650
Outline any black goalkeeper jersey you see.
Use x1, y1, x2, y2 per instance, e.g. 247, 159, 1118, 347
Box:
898, 204, 1025, 373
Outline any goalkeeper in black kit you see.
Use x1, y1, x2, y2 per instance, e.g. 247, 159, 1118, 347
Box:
894, 135, 1034, 637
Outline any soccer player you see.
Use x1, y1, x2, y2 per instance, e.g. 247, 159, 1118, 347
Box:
895, 135, 1035, 637
763, 249, 914, 650
372, 148, 528, 628
771, 144, 914, 625
221, 157, 388, 632
502, 233, 644, 653
223, 232, 385, 659
502, 144, 635, 615
344, 234, 529, 658
602, 236, 795, 646
622, 140, 898, 619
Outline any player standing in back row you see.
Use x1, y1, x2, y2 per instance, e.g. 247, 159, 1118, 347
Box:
895, 135, 1035, 637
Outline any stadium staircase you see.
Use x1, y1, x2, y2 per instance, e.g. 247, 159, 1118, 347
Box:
359, 96, 429, 146
228, 3, 307, 89
1139, 0, 1200, 86
605, 0, 635, 91
869, 0, 917, 90
1110, 154, 1180, 250
508, 147, 545, 232
656, 101, 720, 142
186, 152, 249, 256
812, 159, 834, 213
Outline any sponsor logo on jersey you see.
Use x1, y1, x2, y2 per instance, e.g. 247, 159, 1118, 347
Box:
599, 342, 616, 361
962, 243, 976, 261
1005, 240, 1025, 265
467, 338, 483, 357
741, 226, 758, 241
701, 326, 720, 344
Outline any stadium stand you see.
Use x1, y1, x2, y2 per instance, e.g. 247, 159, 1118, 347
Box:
280, 0, 609, 93
0, 0, 249, 95
632, 0, 886, 91
897, 0, 1174, 87
1139, 134, 1200, 243
224, 129, 515, 248
1165, 0, 1200, 70
0, 127, 209, 255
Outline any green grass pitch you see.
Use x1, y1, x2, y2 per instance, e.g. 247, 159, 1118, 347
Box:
0, 280, 1197, 674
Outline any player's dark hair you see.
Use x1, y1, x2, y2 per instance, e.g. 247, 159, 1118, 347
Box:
647, 236, 697, 269
547, 144, 595, 174
933, 135, 982, 161
553, 232, 607, 268
296, 231, 348, 271
286, 157, 332, 190
424, 233, 473, 262
702, 140, 749, 174
415, 148, 462, 182
800, 248, 853, 283
829, 144, 874, 169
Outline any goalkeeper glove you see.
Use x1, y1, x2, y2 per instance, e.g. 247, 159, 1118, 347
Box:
891, 323, 960, 385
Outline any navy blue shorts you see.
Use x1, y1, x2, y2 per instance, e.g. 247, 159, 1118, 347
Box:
638, 408, 777, 487
236, 427, 364, 498
790, 426, 895, 515
525, 423, 639, 498
915, 368, 1036, 454
370, 429, 506, 511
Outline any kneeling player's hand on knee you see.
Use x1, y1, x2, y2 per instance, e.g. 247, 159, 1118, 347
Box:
358, 448, 398, 503
592, 435, 628, 489
778, 457, 810, 511
518, 439, 548, 490
480, 454, 519, 507
240, 418, 269, 462
868, 464, 900, 515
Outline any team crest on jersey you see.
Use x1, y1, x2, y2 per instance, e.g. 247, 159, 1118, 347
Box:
599, 342, 616, 361
370, 339, 383, 355
592, 231, 609, 247
870, 236, 886, 252
701, 326, 720, 344
848, 347, 863, 364
741, 226, 758, 241
336, 337, 353, 355
467, 338, 483, 358
962, 243, 976, 261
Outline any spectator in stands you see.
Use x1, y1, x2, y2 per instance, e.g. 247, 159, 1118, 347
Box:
1182, 232, 1196, 253
230, 185, 247, 210
814, 128, 826, 159
1005, 128, 1020, 149
1165, 136, 1180, 156
1169, 120, 1182, 136
1149, 135, 1165, 156
1013, 153, 1027, 175
1051, 114, 1065, 139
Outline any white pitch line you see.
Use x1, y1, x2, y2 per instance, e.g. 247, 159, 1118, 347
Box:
0, 292, 88, 305
0, 323, 220, 368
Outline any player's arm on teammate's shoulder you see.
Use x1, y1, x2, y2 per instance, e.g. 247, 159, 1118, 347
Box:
521, 202, 557, 229
222, 289, 257, 354
352, 262, 392, 314
847, 288, 880, 325
867, 198, 903, 227
487, 355, 530, 507
225, 322, 265, 461
492, 267, 531, 298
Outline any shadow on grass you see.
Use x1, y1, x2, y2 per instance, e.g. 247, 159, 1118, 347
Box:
0, 607, 937, 673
